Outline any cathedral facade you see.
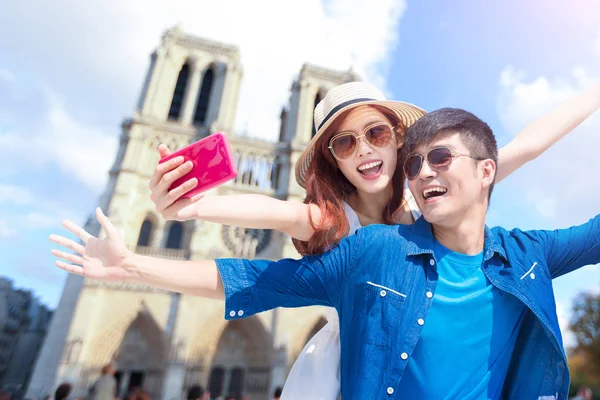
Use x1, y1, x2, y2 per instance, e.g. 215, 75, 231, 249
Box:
26, 27, 358, 400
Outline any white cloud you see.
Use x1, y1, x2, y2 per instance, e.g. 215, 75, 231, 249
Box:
0, 89, 119, 191
0, 184, 35, 206
1, 0, 407, 146
0, 0, 407, 193
0, 69, 15, 84
0, 219, 16, 238
25, 212, 61, 230
496, 65, 600, 225
596, 30, 600, 56
556, 301, 575, 349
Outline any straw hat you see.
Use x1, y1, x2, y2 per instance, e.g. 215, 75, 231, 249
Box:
295, 81, 426, 188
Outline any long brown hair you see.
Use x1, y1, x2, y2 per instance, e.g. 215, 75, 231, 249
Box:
293, 106, 407, 255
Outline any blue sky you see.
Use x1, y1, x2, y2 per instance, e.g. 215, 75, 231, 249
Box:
1, 0, 599, 347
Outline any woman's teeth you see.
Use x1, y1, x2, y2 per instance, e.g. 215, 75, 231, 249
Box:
358, 161, 382, 171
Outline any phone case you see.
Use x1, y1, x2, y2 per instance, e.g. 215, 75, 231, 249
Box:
158, 132, 238, 199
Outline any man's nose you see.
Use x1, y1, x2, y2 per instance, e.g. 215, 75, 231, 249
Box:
419, 157, 436, 180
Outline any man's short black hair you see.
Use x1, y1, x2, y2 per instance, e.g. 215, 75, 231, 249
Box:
273, 386, 283, 398
187, 385, 204, 400
403, 107, 499, 202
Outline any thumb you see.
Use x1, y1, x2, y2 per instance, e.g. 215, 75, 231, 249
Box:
158, 144, 172, 158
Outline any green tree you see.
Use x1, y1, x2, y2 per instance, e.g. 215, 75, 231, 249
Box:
570, 292, 600, 382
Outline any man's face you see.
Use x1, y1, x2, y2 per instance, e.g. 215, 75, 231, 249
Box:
406, 132, 494, 226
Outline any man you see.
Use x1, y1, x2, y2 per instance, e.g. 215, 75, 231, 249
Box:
89, 363, 117, 400
49, 108, 599, 399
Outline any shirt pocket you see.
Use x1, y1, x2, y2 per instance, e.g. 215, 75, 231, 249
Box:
361, 281, 406, 347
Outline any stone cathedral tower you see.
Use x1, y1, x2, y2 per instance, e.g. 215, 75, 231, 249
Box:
26, 27, 359, 400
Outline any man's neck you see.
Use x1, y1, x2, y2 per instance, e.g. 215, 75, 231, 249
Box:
431, 212, 486, 255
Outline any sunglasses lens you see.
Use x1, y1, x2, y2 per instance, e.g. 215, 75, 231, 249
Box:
365, 124, 393, 148
331, 134, 357, 159
404, 155, 422, 180
428, 147, 453, 168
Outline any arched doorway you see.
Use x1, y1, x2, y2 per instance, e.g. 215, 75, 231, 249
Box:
113, 311, 168, 399
206, 317, 273, 399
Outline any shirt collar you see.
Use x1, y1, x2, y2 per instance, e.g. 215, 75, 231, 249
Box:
406, 216, 507, 261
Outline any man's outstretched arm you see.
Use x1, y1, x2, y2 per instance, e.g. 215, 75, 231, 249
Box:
49, 207, 226, 299
49, 207, 354, 313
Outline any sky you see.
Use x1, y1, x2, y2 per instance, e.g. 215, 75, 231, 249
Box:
0, 0, 599, 348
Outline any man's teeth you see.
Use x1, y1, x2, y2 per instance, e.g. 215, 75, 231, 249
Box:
423, 187, 448, 198
358, 161, 382, 171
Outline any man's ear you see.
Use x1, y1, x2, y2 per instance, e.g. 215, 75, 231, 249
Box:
480, 159, 497, 189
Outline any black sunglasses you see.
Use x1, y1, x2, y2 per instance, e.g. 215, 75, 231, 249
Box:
403, 146, 486, 180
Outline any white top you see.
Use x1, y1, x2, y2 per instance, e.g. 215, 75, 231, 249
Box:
280, 189, 423, 400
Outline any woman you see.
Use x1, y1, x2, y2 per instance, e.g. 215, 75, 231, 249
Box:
137, 81, 600, 399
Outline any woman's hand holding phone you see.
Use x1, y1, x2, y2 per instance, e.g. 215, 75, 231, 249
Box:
149, 144, 206, 221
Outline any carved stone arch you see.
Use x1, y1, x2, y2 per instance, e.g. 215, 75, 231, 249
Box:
187, 312, 273, 398
85, 304, 162, 368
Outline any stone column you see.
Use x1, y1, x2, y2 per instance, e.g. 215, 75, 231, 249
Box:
141, 48, 167, 117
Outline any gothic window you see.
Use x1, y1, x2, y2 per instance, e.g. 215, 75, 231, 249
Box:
137, 219, 154, 247
208, 366, 225, 398
311, 91, 322, 138
168, 63, 190, 120
221, 226, 272, 257
228, 367, 245, 397
165, 222, 184, 249
193, 68, 215, 125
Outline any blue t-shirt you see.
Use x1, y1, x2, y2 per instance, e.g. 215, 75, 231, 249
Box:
398, 241, 526, 399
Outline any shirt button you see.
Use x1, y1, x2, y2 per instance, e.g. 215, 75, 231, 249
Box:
426, 291, 433, 298
530, 273, 536, 280
380, 290, 387, 297
229, 310, 236, 317
401, 352, 409, 360
429, 259, 435, 266
417, 318, 425, 326
238, 310, 244, 316
387, 387, 394, 395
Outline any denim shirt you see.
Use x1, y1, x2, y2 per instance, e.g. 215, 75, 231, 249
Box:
215, 215, 600, 400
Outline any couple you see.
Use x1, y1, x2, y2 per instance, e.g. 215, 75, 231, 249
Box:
50, 81, 600, 399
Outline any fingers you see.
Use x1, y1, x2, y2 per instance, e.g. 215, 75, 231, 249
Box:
49, 233, 86, 254
51, 249, 84, 265
61, 220, 93, 244
55, 260, 84, 276
158, 144, 171, 158
162, 178, 198, 209
96, 208, 119, 239
149, 154, 185, 189
157, 161, 194, 193
190, 193, 205, 203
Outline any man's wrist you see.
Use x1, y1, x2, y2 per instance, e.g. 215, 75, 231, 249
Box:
122, 253, 144, 284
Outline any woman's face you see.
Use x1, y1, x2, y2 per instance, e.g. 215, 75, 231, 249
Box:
328, 106, 399, 195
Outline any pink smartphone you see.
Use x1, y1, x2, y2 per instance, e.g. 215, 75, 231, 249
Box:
159, 132, 237, 199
